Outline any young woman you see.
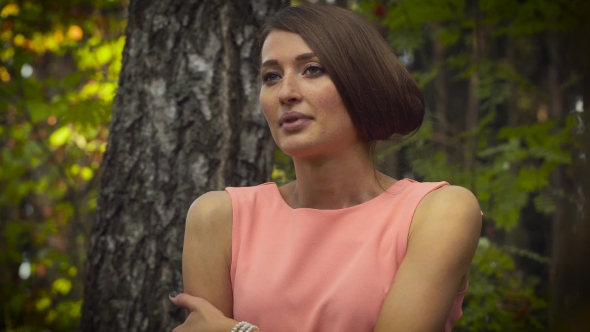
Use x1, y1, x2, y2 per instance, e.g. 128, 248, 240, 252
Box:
169, 5, 481, 332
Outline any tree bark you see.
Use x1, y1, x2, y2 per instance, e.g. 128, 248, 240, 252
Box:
551, 2, 590, 327
80, 0, 286, 331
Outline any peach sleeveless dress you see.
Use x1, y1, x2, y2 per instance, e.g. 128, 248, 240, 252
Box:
226, 179, 466, 332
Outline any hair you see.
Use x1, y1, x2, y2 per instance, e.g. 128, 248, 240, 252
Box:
258, 5, 425, 146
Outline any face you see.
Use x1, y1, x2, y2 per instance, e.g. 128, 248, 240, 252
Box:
259, 30, 359, 158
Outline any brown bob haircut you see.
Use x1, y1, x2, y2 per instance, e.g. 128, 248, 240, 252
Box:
258, 5, 425, 144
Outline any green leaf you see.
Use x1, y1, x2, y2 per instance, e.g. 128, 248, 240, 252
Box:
49, 126, 71, 146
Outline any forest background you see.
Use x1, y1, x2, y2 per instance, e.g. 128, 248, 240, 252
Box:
1, 0, 589, 331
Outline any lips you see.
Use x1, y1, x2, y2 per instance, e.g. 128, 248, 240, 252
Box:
279, 111, 314, 126
279, 111, 314, 132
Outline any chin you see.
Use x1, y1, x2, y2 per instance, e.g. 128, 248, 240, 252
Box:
278, 140, 331, 159
277, 139, 312, 156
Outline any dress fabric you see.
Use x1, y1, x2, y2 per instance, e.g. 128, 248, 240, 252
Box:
226, 179, 467, 332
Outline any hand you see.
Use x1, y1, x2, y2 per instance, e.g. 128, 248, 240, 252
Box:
169, 292, 237, 332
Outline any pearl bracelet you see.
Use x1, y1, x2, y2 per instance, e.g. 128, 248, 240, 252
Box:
231, 321, 259, 332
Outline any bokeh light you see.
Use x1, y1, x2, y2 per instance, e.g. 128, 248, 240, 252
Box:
47, 116, 57, 126
21, 63, 33, 78
67, 25, 84, 41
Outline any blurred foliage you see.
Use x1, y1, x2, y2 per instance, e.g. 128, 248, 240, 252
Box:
0, 0, 126, 330
272, 149, 295, 187
351, 0, 587, 330
400, 115, 574, 229
460, 238, 548, 331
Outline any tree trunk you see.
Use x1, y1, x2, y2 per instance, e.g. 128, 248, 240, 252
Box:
551, 4, 590, 328
463, 22, 484, 181
80, 1, 286, 331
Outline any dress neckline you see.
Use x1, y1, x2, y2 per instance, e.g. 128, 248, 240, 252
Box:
268, 178, 410, 213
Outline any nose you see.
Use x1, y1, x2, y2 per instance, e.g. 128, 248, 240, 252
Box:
278, 73, 301, 105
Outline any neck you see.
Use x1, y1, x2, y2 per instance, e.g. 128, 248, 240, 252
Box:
283, 142, 395, 210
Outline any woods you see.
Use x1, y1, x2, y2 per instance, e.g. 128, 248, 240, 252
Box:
0, 0, 588, 331
356, 1, 590, 329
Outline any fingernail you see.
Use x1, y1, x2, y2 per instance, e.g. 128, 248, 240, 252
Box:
169, 291, 179, 298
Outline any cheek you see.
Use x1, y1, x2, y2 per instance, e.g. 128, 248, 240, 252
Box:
259, 94, 275, 123
318, 87, 351, 125
316, 83, 343, 108
259, 93, 282, 145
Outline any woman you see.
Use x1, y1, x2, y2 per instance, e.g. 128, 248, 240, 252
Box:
169, 5, 481, 332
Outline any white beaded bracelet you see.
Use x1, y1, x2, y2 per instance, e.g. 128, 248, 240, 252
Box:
231, 321, 259, 332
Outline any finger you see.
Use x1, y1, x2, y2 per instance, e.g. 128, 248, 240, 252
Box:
169, 291, 201, 311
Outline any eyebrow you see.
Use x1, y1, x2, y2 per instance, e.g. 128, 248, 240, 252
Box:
260, 52, 318, 68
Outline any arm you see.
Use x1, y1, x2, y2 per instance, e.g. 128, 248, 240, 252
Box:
183, 191, 234, 316
170, 191, 241, 331
374, 185, 482, 332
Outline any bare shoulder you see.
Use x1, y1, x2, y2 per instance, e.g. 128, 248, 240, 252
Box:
374, 185, 481, 330
186, 190, 233, 232
420, 185, 480, 213
411, 185, 482, 238
408, 185, 482, 281
183, 191, 232, 264
183, 190, 233, 316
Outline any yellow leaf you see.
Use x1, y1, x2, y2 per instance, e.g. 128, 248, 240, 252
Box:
98, 82, 116, 102
85, 140, 99, 152
49, 126, 71, 146
44, 34, 59, 52
74, 134, 87, 149
1, 47, 15, 62
80, 80, 99, 98
1, 30, 13, 41
272, 167, 286, 179
96, 45, 112, 64
13, 34, 25, 47
81, 167, 93, 181
0, 3, 19, 18
70, 164, 80, 175
35, 297, 51, 311
52, 278, 72, 295
0, 66, 10, 82
54, 30, 64, 43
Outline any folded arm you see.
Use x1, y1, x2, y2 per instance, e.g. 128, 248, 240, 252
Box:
172, 191, 246, 331
374, 185, 482, 332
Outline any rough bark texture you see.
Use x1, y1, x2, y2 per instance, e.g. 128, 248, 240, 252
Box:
80, 0, 287, 331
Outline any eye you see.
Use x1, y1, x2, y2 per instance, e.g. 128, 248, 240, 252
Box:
303, 65, 325, 76
262, 72, 281, 83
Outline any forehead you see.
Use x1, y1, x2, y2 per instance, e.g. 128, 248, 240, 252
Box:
261, 30, 313, 61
